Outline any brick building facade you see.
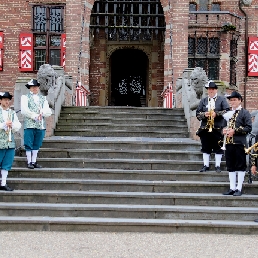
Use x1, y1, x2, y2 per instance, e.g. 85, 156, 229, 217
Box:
0, 0, 257, 110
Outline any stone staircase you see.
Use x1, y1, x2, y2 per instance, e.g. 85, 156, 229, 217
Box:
1, 106, 258, 233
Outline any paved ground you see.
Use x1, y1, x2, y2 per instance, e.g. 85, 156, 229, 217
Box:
0, 232, 257, 258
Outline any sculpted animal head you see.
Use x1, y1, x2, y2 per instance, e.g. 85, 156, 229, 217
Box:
190, 67, 208, 99
37, 64, 57, 96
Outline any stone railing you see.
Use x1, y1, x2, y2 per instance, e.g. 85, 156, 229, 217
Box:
176, 68, 227, 140
14, 65, 73, 148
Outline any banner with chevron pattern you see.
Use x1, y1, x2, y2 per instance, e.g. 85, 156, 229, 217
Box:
248, 37, 258, 76
19, 33, 33, 71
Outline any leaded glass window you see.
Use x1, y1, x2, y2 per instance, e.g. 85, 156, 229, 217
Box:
32, 5, 64, 70
211, 3, 221, 11
197, 38, 207, 55
199, 0, 208, 11
188, 36, 220, 80
230, 39, 238, 86
189, 3, 197, 11
209, 37, 220, 55
90, 0, 165, 41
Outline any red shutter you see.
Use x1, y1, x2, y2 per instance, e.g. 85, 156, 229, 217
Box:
248, 37, 258, 76
19, 33, 33, 71
0, 32, 3, 71
61, 33, 66, 69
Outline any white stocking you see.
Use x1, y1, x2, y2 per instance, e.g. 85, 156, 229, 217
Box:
229, 172, 236, 190
203, 153, 210, 167
236, 171, 245, 191
215, 154, 222, 167
1, 170, 8, 186
32, 150, 39, 163
26, 151, 32, 164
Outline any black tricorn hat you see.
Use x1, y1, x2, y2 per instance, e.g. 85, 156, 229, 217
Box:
205, 81, 218, 89
0, 92, 13, 100
227, 91, 243, 101
25, 79, 40, 89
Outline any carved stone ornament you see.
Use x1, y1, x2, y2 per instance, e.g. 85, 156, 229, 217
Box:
241, 0, 252, 6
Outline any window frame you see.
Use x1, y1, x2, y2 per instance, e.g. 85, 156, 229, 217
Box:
31, 4, 65, 71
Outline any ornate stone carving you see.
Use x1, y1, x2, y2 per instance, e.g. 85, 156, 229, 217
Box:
37, 64, 67, 109
37, 64, 57, 96
189, 67, 208, 100
242, 0, 252, 6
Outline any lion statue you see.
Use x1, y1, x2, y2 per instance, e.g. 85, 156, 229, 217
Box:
37, 64, 58, 96
189, 67, 208, 99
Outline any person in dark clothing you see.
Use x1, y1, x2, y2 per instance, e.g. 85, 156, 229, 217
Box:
196, 81, 230, 173
222, 91, 252, 196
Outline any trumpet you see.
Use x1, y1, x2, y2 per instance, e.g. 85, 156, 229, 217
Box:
221, 121, 229, 150
245, 142, 258, 155
207, 109, 214, 132
206, 98, 215, 132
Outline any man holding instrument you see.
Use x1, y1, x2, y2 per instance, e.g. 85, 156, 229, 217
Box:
196, 81, 230, 173
0, 92, 21, 191
21, 79, 52, 169
222, 91, 252, 196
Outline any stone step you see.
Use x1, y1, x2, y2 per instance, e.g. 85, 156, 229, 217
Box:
0, 216, 257, 234
61, 106, 185, 115
55, 124, 188, 132
23, 148, 205, 161
59, 113, 186, 120
1, 190, 257, 207
13, 157, 226, 170
57, 118, 185, 126
7, 178, 256, 194
1, 203, 258, 221
9, 168, 229, 182
42, 137, 201, 151
53, 130, 189, 138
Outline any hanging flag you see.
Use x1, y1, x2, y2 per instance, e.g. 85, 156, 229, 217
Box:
19, 33, 33, 71
248, 37, 258, 76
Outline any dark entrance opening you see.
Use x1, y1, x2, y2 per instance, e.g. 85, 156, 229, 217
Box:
110, 49, 148, 107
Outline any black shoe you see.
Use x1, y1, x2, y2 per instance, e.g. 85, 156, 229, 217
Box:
223, 189, 235, 195
27, 162, 34, 169
215, 166, 221, 173
33, 162, 42, 168
233, 190, 242, 196
254, 219, 258, 223
199, 165, 209, 172
0, 185, 13, 191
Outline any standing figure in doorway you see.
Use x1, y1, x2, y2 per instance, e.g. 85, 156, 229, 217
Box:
0, 92, 21, 191
21, 79, 52, 169
196, 81, 230, 172
222, 91, 252, 196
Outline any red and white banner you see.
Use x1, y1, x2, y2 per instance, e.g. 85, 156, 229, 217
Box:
248, 37, 258, 76
61, 33, 66, 69
19, 33, 33, 71
161, 84, 174, 108
0, 31, 3, 71
76, 83, 90, 106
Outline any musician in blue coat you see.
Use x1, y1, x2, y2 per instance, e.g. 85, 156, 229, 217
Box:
0, 92, 21, 191
21, 79, 52, 169
222, 91, 252, 196
196, 81, 230, 173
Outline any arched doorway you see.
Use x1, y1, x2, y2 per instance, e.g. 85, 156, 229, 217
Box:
110, 49, 148, 107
